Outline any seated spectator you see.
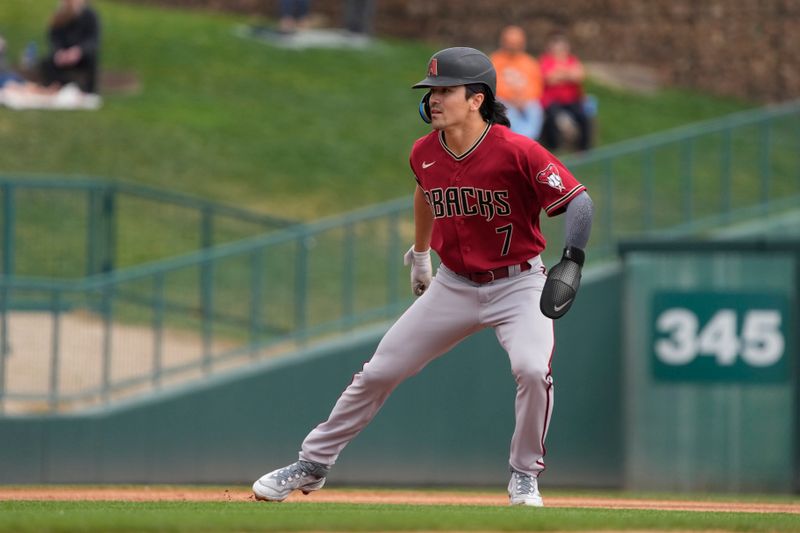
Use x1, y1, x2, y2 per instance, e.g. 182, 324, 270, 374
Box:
344, 0, 376, 35
490, 25, 544, 140
539, 32, 590, 152
0, 35, 24, 88
40, 0, 101, 94
279, 0, 312, 33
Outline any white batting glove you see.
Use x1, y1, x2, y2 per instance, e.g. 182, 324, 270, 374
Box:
403, 245, 432, 296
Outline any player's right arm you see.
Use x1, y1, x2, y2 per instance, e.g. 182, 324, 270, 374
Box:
402, 185, 435, 296
413, 185, 433, 252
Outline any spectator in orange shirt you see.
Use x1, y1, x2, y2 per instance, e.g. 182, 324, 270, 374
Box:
539, 32, 590, 151
490, 25, 544, 140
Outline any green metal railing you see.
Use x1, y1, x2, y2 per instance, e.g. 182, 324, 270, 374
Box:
1, 101, 799, 413
549, 99, 800, 257
0, 197, 414, 412
0, 177, 293, 279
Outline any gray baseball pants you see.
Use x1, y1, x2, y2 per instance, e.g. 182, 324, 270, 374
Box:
299, 256, 555, 477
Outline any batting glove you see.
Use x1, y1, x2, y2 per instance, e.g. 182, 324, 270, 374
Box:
403, 245, 432, 296
540, 246, 585, 319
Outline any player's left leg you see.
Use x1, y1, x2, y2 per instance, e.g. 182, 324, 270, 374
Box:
484, 265, 553, 506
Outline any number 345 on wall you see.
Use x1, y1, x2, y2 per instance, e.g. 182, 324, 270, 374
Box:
651, 292, 790, 383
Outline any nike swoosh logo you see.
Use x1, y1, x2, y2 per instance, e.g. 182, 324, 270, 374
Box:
422, 161, 436, 169
553, 299, 573, 312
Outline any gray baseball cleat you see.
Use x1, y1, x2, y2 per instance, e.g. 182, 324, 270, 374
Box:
508, 468, 544, 507
252, 460, 329, 502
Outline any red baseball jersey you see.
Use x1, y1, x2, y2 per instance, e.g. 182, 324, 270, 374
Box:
409, 123, 586, 273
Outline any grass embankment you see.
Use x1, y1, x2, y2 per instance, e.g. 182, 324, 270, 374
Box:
0, 0, 752, 221
0, 0, 766, 350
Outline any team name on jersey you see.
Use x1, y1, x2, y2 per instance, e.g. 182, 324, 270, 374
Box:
424, 187, 511, 222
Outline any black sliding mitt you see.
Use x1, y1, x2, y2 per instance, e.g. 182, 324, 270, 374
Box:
540, 247, 585, 319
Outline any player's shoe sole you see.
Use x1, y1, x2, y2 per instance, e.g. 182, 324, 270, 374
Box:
252, 460, 329, 502
509, 494, 544, 507
252, 476, 325, 501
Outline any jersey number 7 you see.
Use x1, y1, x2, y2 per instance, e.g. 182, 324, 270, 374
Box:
496, 224, 513, 256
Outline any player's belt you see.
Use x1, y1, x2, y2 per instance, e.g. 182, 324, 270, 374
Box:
458, 262, 532, 284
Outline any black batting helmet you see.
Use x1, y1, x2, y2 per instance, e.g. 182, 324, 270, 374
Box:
412, 47, 496, 97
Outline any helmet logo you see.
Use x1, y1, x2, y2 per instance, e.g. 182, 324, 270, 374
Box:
428, 58, 438, 77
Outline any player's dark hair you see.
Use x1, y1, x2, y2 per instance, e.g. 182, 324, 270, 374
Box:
465, 83, 511, 127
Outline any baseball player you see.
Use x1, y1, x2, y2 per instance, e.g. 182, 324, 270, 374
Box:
253, 47, 593, 507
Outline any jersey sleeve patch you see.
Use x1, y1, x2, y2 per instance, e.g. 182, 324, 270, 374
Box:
545, 184, 587, 216
535, 163, 566, 193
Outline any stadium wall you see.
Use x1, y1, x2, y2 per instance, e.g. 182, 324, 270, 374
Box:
123, 0, 799, 103
1, 246, 797, 493
0, 268, 623, 487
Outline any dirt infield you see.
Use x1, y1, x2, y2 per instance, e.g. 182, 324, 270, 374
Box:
1, 487, 798, 514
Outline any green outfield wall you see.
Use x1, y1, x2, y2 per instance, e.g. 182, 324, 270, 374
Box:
620, 240, 799, 493
2, 241, 796, 493
0, 267, 623, 487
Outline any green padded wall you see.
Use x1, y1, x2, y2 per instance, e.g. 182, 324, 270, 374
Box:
0, 268, 623, 488
623, 246, 797, 492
